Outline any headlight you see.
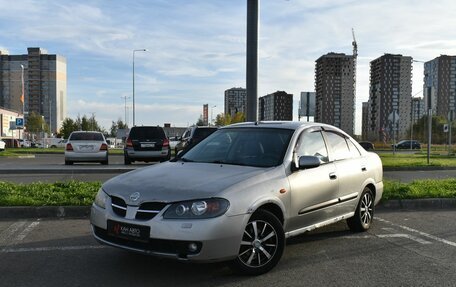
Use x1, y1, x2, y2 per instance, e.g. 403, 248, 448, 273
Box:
163, 198, 229, 219
94, 188, 109, 209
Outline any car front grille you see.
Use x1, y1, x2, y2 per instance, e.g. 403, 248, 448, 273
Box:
110, 196, 167, 220
111, 196, 127, 217
136, 202, 168, 220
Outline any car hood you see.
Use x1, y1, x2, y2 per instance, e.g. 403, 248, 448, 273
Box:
103, 161, 268, 205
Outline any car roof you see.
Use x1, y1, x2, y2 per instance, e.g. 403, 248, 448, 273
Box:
223, 121, 342, 132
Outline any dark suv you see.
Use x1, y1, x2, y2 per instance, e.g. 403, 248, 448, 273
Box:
175, 126, 218, 155
124, 126, 171, 164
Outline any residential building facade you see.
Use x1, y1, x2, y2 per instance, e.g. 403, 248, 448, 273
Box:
368, 54, 412, 141
423, 55, 456, 119
0, 48, 67, 134
411, 97, 425, 124
0, 106, 23, 138
258, 91, 293, 121
315, 53, 355, 135
224, 88, 247, 118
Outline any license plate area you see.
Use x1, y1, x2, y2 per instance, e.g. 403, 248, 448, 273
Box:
107, 220, 150, 243
141, 143, 155, 148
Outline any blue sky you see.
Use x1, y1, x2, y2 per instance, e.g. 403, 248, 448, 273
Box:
1, 0, 456, 134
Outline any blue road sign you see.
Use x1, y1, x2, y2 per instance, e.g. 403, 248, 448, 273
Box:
16, 118, 24, 129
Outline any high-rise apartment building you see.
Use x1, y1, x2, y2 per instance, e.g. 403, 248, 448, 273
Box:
411, 97, 424, 124
423, 55, 456, 119
315, 53, 355, 135
224, 88, 247, 118
368, 54, 412, 141
258, 91, 293, 121
0, 48, 67, 134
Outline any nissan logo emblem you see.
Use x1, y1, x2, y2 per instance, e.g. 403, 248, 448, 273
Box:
130, 192, 141, 202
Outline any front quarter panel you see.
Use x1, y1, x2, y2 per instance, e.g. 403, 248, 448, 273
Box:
221, 166, 290, 220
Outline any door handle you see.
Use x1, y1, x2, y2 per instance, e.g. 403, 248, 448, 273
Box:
329, 172, 337, 180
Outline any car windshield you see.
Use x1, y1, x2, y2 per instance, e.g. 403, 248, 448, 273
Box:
70, 132, 104, 141
181, 128, 294, 168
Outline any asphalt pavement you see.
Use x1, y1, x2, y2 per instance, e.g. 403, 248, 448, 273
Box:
0, 210, 455, 287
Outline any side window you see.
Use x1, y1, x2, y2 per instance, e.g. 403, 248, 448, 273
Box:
296, 131, 329, 163
325, 131, 351, 161
346, 139, 361, 157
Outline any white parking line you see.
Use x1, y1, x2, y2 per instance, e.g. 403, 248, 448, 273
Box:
1, 245, 107, 253
377, 234, 431, 245
0, 221, 27, 245
377, 217, 456, 248
14, 221, 40, 242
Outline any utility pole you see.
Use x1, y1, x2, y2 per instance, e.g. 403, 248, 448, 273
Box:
246, 0, 259, 122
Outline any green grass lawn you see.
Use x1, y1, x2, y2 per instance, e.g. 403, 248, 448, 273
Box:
0, 179, 455, 206
379, 153, 456, 168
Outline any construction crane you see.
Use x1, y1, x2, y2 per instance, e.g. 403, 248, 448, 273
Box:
352, 28, 358, 126
352, 28, 358, 58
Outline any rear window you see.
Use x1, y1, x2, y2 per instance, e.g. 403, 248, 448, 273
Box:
193, 128, 217, 140
129, 127, 165, 139
70, 132, 104, 141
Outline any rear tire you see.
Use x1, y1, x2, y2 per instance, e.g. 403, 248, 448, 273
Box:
347, 187, 375, 232
230, 209, 285, 275
65, 160, 73, 165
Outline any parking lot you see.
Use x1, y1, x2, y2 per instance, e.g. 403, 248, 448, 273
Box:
1, 209, 455, 287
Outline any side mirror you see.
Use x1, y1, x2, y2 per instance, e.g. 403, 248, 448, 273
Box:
297, 156, 321, 170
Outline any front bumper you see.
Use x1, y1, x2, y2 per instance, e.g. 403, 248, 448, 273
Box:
90, 203, 248, 262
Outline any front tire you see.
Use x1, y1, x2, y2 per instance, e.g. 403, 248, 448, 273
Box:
347, 187, 375, 232
231, 209, 285, 275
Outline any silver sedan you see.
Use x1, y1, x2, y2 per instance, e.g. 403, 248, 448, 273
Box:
65, 131, 109, 165
90, 122, 383, 275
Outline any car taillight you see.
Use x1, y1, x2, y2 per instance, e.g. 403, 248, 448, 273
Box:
100, 143, 108, 151
163, 138, 169, 147
126, 138, 133, 147
66, 143, 73, 151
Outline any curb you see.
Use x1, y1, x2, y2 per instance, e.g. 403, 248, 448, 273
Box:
383, 166, 456, 171
377, 198, 456, 210
0, 199, 455, 220
0, 206, 91, 219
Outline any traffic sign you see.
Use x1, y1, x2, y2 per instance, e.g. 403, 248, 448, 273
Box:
15, 118, 24, 129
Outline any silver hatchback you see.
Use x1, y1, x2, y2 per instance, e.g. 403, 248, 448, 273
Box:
90, 122, 383, 275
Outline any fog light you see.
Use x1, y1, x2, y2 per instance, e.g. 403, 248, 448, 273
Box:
188, 243, 198, 252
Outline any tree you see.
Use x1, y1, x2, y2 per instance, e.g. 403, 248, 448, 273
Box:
110, 119, 128, 137
231, 112, 245, 124
196, 115, 204, 126
59, 118, 78, 139
26, 112, 48, 134
214, 112, 246, 126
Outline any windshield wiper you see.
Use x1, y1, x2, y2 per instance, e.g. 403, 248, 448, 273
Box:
180, 157, 194, 162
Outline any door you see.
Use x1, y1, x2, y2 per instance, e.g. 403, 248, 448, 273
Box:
287, 129, 339, 232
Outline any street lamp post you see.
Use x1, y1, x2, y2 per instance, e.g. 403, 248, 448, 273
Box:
20, 64, 25, 140
132, 49, 147, 126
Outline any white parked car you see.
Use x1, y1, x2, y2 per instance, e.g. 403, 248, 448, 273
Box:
65, 131, 109, 165
0, 139, 5, 151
